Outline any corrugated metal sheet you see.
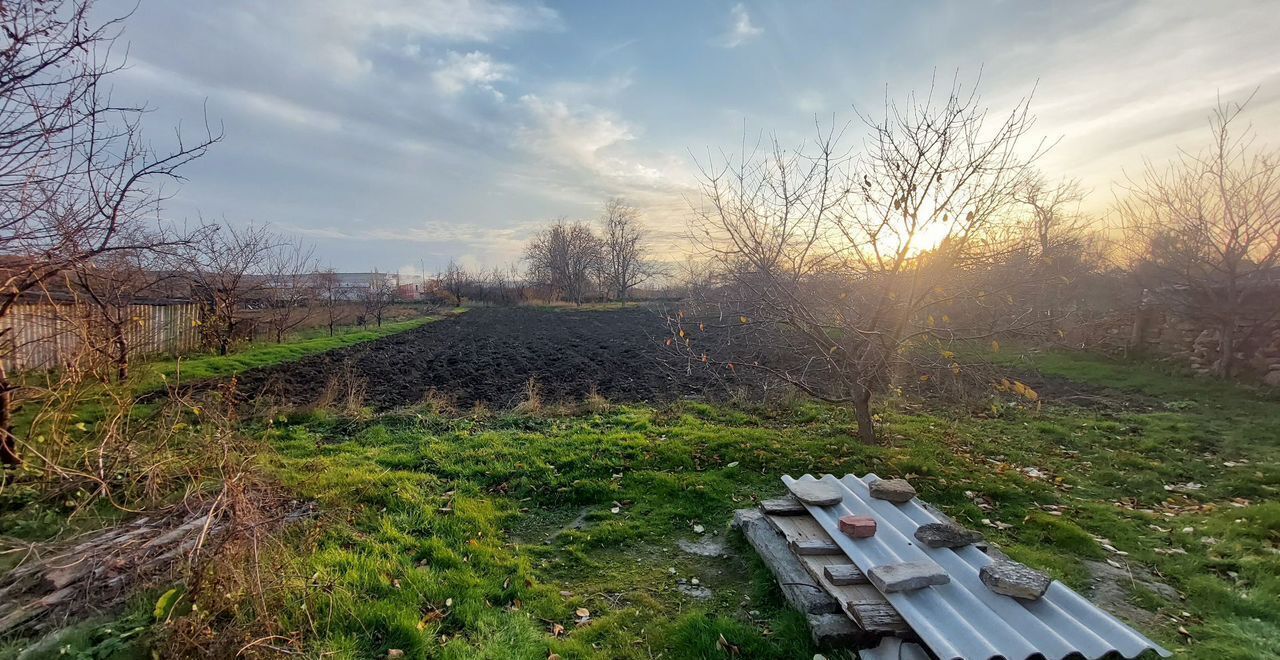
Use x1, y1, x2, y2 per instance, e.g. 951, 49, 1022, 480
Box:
783, 474, 1172, 660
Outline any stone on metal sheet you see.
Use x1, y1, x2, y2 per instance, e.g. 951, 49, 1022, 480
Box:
913, 521, 983, 548
822, 564, 869, 586
980, 559, 1052, 600
868, 478, 916, 503
839, 514, 877, 538
867, 559, 950, 593
760, 496, 807, 515
787, 479, 843, 506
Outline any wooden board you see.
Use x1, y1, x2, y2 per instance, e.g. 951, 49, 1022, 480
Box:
766, 514, 909, 634
733, 510, 840, 615
798, 552, 909, 633
766, 513, 842, 555
760, 496, 807, 516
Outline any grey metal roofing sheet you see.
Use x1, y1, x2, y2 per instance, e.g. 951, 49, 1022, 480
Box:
783, 473, 1172, 660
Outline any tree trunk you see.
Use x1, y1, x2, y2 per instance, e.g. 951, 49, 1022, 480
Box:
0, 362, 19, 476
851, 385, 877, 444
1217, 321, 1236, 378
1128, 303, 1152, 357
114, 327, 129, 382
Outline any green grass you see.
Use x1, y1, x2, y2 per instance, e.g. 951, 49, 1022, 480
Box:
237, 351, 1278, 659
138, 317, 438, 391
5, 347, 1279, 658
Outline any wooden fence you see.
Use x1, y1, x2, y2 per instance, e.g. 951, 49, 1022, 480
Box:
0, 302, 203, 372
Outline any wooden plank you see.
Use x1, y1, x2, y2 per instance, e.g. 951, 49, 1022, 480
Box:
760, 496, 807, 515
767, 513, 845, 555
732, 510, 840, 616
791, 539, 843, 555
823, 563, 868, 586
802, 554, 908, 633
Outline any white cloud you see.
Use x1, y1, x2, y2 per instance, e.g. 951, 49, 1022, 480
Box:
432, 51, 513, 96
720, 4, 763, 48
518, 95, 637, 170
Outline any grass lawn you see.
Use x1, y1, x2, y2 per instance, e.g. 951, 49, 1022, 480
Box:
186, 350, 1273, 659
5, 349, 1278, 659
139, 317, 440, 390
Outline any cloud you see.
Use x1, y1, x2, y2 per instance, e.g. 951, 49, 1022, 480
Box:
432, 51, 513, 96
517, 95, 637, 171
720, 4, 763, 48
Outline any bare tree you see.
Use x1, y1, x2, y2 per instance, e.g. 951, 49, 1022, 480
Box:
178, 223, 280, 356
261, 238, 318, 343
600, 198, 665, 303
314, 269, 349, 336
360, 270, 396, 327
440, 259, 469, 306
0, 1, 219, 470
525, 220, 604, 304
1119, 96, 1280, 378
675, 80, 1048, 443
68, 229, 202, 382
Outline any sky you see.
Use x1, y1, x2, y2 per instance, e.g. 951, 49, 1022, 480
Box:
96, 0, 1280, 275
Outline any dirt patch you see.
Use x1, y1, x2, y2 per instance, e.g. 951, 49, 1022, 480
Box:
1083, 559, 1180, 627
232, 306, 744, 410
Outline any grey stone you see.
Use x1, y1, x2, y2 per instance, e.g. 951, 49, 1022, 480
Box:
787, 479, 843, 506
914, 522, 983, 548
867, 560, 950, 593
1264, 370, 1280, 387
980, 559, 1052, 600
868, 478, 916, 503
677, 583, 714, 600
677, 536, 728, 557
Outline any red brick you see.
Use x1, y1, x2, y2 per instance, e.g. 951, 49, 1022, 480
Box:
839, 515, 876, 538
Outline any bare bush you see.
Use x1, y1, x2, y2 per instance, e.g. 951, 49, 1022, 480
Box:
314, 269, 348, 336
261, 238, 319, 343
440, 259, 470, 306
177, 222, 281, 355
360, 270, 397, 327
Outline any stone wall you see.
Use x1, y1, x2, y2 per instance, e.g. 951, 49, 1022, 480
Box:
1130, 306, 1280, 385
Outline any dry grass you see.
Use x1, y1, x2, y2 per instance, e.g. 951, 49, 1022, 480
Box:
511, 377, 543, 415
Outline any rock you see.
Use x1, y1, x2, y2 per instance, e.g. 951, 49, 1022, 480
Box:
1264, 370, 1280, 387
867, 560, 950, 593
914, 522, 982, 548
787, 479, 843, 506
980, 559, 1052, 600
677, 583, 714, 599
677, 536, 728, 557
868, 478, 916, 503
387, 650, 405, 659
838, 514, 877, 538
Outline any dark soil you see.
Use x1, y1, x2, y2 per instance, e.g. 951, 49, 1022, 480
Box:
233, 306, 734, 409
